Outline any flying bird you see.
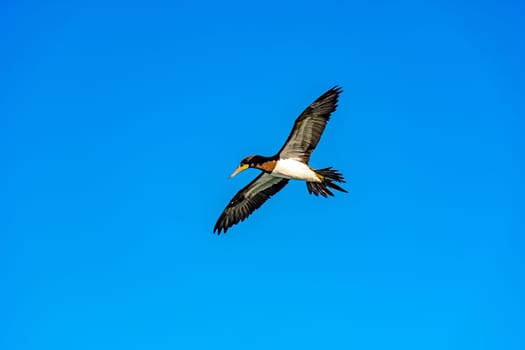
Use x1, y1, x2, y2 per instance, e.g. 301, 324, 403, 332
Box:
214, 86, 347, 234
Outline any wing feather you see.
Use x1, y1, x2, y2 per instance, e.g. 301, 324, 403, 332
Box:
214, 173, 289, 234
278, 86, 342, 162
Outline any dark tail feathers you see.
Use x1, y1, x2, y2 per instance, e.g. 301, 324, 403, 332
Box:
306, 167, 348, 197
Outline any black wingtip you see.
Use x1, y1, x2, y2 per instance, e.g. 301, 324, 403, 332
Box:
213, 218, 226, 235
316, 86, 343, 109
213, 226, 227, 235
329, 85, 343, 95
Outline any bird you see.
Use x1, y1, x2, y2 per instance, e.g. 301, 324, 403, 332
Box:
214, 86, 347, 234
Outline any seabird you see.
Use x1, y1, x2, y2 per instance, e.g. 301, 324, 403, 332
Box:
214, 86, 347, 234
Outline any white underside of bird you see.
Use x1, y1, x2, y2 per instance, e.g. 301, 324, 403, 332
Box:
271, 158, 322, 182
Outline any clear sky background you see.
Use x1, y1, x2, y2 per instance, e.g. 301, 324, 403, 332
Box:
2, 0, 524, 349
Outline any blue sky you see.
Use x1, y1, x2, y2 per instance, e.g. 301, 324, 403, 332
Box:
2, 0, 524, 349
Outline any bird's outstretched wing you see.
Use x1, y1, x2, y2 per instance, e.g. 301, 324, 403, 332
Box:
278, 86, 342, 163
214, 173, 289, 234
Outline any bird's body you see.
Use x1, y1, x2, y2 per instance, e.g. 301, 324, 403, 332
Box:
214, 86, 347, 234
271, 158, 321, 182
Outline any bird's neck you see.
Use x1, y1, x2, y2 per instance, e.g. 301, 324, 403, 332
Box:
249, 155, 278, 173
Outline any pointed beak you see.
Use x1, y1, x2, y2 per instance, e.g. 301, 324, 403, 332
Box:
229, 164, 249, 178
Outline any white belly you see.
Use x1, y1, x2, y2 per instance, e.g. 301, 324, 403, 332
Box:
271, 159, 321, 182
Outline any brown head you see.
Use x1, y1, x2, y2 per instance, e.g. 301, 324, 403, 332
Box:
229, 155, 277, 178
